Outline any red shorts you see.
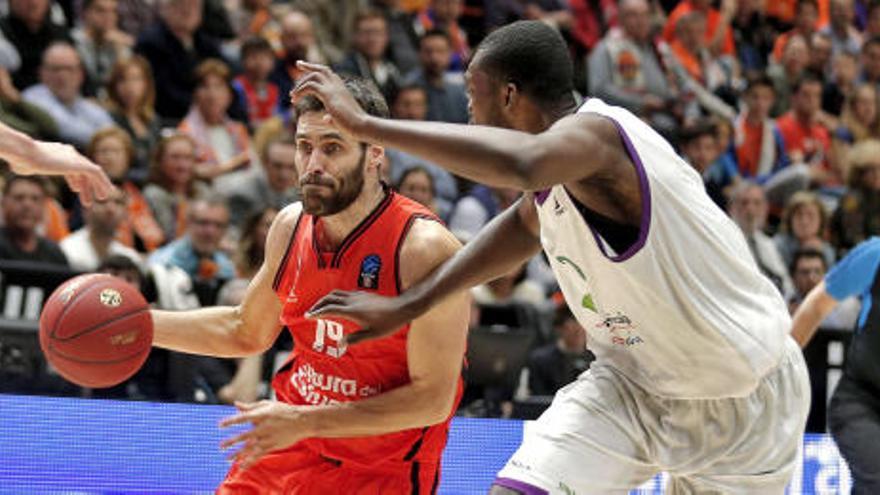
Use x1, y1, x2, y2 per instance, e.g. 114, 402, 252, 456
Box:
216, 444, 440, 494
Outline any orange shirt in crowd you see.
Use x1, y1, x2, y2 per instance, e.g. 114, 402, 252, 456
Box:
116, 182, 164, 252
41, 199, 69, 243
670, 40, 704, 83
776, 112, 831, 169
662, 1, 735, 57
736, 120, 766, 178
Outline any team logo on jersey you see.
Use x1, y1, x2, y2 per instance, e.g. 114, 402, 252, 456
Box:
553, 197, 565, 216
357, 254, 382, 289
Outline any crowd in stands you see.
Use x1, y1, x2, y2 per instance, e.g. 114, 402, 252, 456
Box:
0, 0, 875, 419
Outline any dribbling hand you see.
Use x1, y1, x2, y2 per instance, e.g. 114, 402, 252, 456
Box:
307, 290, 419, 345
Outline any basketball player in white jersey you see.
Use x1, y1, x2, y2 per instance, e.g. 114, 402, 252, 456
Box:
302, 21, 810, 494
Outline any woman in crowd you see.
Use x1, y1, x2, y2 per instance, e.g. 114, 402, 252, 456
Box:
178, 59, 251, 182
233, 206, 277, 280
87, 127, 164, 252
105, 56, 161, 181
774, 191, 835, 268
830, 139, 880, 255
143, 132, 211, 243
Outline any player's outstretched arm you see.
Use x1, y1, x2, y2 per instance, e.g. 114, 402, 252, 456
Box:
308, 196, 542, 344
291, 62, 620, 191
221, 220, 470, 466
790, 280, 839, 348
151, 203, 301, 358
0, 122, 114, 206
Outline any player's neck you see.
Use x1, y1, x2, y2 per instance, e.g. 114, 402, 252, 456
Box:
516, 101, 577, 133
318, 183, 386, 249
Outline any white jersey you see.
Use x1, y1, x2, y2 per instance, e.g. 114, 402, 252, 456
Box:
535, 98, 790, 399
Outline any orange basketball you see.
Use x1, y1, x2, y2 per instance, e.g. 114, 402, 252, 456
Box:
39, 273, 153, 388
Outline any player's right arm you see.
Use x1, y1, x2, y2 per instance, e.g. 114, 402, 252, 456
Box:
151, 203, 302, 358
309, 196, 542, 343
790, 281, 839, 347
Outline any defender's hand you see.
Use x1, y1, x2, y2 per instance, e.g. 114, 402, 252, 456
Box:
290, 62, 371, 141
307, 290, 420, 345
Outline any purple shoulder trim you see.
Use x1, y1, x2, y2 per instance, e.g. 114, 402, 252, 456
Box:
493, 477, 550, 495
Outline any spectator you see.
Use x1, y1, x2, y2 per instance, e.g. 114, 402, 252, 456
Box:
771, 0, 819, 63
386, 83, 458, 211
0, 175, 67, 265
0, 0, 71, 90
730, 0, 776, 72
71, 0, 132, 97
143, 132, 211, 242
567, 0, 618, 56
292, 0, 363, 64
178, 59, 251, 181
527, 305, 594, 396
148, 194, 235, 305
87, 127, 164, 252
333, 10, 402, 103
767, 34, 809, 118
0, 62, 58, 141
215, 135, 298, 228
774, 191, 836, 268
808, 32, 835, 75
588, 0, 677, 136
372, 0, 421, 75
396, 166, 444, 218
728, 181, 794, 297
860, 35, 880, 87
134, 0, 223, 122
821, 0, 862, 58
662, 11, 736, 122
830, 139, 880, 253
866, 0, 880, 38
226, 0, 280, 51
115, 0, 157, 37
449, 185, 519, 242
731, 74, 790, 184
269, 10, 325, 111
775, 73, 836, 187
786, 247, 860, 328
232, 36, 280, 128
663, 0, 736, 58
823, 51, 858, 116
405, 29, 468, 123
106, 55, 161, 179
681, 119, 738, 207
471, 262, 546, 308
832, 82, 880, 166
233, 206, 276, 279
21, 42, 113, 149
60, 187, 142, 271
415, 0, 470, 71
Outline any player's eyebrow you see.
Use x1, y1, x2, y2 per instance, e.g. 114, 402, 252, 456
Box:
295, 132, 346, 142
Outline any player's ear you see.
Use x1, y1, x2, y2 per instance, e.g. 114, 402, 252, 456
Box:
367, 144, 385, 172
504, 82, 518, 109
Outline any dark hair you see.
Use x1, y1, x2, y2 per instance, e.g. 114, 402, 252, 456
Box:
472, 20, 575, 110
295, 75, 390, 120
240, 36, 274, 60
745, 72, 775, 94
98, 254, 142, 275
419, 28, 451, 47
2, 174, 46, 196
796, 0, 819, 14
863, 35, 880, 53
678, 119, 717, 146
396, 165, 435, 191
790, 248, 827, 274
791, 71, 824, 94
354, 8, 386, 29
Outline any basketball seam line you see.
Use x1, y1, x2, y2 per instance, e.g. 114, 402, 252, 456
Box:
47, 275, 107, 337
51, 307, 150, 342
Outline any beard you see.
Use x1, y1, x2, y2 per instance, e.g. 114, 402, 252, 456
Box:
300, 149, 367, 217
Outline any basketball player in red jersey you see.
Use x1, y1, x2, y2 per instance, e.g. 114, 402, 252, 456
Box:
149, 77, 469, 494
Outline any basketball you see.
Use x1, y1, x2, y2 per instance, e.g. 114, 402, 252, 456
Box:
38, 273, 153, 389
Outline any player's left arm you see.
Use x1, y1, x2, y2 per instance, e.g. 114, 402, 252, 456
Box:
291, 62, 622, 191
220, 219, 469, 466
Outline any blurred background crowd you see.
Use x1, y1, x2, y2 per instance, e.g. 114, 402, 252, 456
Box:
0, 0, 871, 426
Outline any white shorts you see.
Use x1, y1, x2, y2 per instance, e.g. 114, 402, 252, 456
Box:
496, 337, 810, 495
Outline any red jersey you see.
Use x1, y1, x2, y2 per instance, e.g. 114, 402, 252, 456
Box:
271, 191, 463, 467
